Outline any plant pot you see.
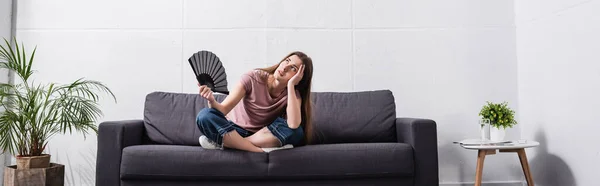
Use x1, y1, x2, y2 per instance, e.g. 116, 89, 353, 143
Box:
490, 127, 506, 142
16, 154, 50, 169
4, 163, 64, 186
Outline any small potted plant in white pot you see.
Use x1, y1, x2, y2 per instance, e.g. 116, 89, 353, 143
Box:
0, 38, 115, 186
478, 101, 517, 141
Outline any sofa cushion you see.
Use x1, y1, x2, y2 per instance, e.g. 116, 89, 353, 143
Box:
120, 145, 268, 180
143, 92, 226, 145
311, 90, 396, 144
268, 143, 414, 178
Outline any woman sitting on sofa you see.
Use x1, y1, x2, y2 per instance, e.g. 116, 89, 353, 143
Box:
195, 51, 314, 153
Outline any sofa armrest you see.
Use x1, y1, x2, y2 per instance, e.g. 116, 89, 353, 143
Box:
96, 120, 145, 186
396, 118, 439, 186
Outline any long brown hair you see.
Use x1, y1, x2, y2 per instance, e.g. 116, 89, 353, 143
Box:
259, 51, 314, 145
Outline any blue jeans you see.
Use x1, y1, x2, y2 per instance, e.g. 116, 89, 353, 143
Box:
195, 108, 304, 146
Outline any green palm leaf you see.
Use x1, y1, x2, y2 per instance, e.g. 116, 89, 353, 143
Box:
0, 38, 116, 156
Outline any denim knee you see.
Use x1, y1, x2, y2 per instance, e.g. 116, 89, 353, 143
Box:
267, 117, 305, 146
196, 108, 216, 128
195, 108, 235, 145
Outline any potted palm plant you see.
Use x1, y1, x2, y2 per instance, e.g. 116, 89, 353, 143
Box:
0, 38, 115, 186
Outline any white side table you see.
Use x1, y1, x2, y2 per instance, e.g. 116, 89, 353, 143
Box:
457, 140, 540, 186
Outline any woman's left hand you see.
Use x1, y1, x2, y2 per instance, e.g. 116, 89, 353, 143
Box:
288, 64, 305, 86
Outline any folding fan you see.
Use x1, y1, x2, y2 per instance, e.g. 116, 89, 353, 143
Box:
188, 50, 229, 94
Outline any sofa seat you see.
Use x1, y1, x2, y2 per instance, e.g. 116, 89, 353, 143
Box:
120, 143, 414, 181
120, 145, 268, 180
268, 143, 414, 178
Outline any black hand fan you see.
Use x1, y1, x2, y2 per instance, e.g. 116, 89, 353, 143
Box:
188, 50, 229, 95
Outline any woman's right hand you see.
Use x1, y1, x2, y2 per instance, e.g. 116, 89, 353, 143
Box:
198, 84, 216, 103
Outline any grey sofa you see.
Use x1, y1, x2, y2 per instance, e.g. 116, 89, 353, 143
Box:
96, 90, 439, 186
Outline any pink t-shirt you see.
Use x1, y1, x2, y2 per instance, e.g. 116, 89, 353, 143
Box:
226, 70, 300, 132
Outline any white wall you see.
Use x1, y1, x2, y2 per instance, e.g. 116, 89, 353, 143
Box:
0, 0, 13, 184
16, 0, 521, 185
516, 0, 600, 186
0, 0, 11, 42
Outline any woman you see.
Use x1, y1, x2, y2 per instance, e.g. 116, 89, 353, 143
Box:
195, 51, 313, 153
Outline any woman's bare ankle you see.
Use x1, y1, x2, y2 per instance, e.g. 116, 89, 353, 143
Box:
222, 131, 264, 152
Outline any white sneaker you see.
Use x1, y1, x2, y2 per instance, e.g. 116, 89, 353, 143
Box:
261, 144, 294, 153
199, 135, 222, 150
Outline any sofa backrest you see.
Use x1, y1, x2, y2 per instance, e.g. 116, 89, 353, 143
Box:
310, 90, 397, 144
143, 92, 226, 145
143, 90, 397, 146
